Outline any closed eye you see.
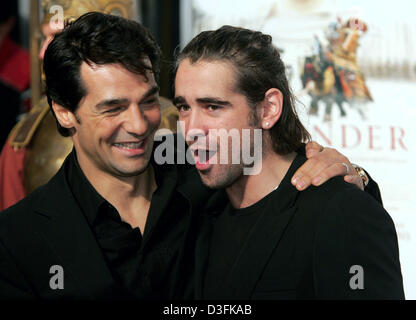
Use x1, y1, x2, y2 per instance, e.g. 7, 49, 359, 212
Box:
140, 98, 160, 110
142, 98, 159, 105
103, 106, 125, 114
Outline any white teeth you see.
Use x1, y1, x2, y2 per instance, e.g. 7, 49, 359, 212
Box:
114, 141, 143, 149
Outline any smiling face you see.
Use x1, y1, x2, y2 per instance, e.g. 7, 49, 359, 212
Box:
56, 62, 161, 179
174, 58, 260, 189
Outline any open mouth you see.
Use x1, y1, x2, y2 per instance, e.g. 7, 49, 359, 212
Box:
193, 148, 217, 171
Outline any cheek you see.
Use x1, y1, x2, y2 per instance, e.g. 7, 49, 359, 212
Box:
83, 117, 121, 143
146, 108, 161, 128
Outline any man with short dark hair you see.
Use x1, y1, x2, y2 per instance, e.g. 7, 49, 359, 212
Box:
173, 25, 404, 299
0, 12, 209, 300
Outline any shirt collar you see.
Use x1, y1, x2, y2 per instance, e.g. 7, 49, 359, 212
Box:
66, 149, 107, 226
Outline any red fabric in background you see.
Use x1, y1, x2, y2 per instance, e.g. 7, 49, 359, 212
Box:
0, 141, 26, 211
0, 36, 30, 92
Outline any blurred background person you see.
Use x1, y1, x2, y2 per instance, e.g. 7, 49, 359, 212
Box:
0, 1, 30, 149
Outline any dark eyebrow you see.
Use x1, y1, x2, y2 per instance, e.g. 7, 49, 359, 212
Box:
94, 86, 159, 110
196, 97, 231, 106
172, 96, 185, 105
172, 96, 232, 106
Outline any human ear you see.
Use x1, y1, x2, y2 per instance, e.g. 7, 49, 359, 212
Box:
51, 101, 78, 130
260, 88, 283, 129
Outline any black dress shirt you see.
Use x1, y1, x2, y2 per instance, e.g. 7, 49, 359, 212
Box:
66, 150, 190, 299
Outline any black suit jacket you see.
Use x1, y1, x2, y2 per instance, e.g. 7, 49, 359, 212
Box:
0, 152, 211, 300
195, 154, 404, 299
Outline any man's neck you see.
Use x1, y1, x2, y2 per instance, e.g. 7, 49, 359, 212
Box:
225, 151, 296, 209
76, 152, 157, 232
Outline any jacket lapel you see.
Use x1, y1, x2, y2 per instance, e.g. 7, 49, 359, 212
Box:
223, 154, 306, 299
32, 158, 118, 299
175, 166, 214, 299
194, 190, 228, 299
141, 162, 178, 247
224, 206, 298, 299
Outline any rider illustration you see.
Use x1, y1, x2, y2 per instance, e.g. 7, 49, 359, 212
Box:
301, 18, 373, 121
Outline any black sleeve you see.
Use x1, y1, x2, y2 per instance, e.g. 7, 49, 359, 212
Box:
313, 186, 404, 299
363, 169, 383, 206
0, 239, 35, 300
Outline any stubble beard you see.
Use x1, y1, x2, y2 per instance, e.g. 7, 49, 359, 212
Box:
198, 162, 244, 190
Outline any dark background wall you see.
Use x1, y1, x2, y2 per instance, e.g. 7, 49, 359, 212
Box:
141, 0, 180, 99
1, 1, 20, 43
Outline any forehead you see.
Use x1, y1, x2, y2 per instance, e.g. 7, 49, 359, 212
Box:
79, 62, 156, 101
82, 61, 153, 84
175, 59, 238, 97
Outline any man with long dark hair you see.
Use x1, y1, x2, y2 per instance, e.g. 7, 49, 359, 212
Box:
174, 26, 404, 299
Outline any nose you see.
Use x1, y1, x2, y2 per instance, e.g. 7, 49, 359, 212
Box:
184, 108, 207, 144
123, 105, 148, 137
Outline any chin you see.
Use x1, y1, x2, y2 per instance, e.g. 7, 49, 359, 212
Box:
200, 179, 223, 190
199, 170, 239, 190
111, 162, 150, 177
117, 168, 148, 177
